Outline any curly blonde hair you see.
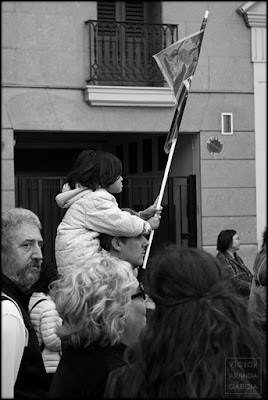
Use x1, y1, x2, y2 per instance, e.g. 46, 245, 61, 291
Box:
50, 256, 136, 348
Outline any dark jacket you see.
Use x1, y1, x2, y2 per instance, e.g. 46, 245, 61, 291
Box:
2, 275, 50, 399
49, 342, 127, 398
216, 251, 253, 298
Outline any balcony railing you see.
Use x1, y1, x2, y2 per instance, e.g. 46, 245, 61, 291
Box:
85, 20, 178, 86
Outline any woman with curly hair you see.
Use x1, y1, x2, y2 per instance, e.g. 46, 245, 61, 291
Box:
48, 256, 148, 398
105, 246, 266, 398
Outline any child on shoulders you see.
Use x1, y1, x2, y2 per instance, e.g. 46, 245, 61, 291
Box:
55, 150, 161, 274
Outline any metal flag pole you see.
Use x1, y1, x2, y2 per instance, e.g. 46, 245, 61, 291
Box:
142, 137, 177, 269
142, 78, 191, 269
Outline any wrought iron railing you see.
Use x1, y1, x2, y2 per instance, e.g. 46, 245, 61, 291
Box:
85, 20, 178, 86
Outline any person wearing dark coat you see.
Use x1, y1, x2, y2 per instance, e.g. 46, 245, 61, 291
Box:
216, 229, 253, 299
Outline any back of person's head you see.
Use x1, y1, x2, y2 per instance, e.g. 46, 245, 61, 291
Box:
31, 262, 59, 295
67, 150, 122, 191
147, 246, 226, 305
216, 229, 236, 252
50, 256, 136, 349
119, 245, 265, 398
1, 207, 42, 253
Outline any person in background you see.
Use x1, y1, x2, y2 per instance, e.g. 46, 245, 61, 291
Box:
49, 256, 149, 398
1, 208, 50, 399
248, 227, 267, 332
29, 261, 62, 383
216, 229, 253, 299
54, 149, 161, 275
105, 246, 265, 398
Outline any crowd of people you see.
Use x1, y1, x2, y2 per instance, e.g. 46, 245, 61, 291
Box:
1, 149, 266, 399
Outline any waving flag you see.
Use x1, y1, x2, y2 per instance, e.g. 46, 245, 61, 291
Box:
153, 11, 209, 153
142, 11, 209, 269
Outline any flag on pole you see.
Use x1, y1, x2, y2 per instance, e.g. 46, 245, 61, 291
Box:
142, 12, 209, 269
164, 76, 192, 153
153, 11, 209, 153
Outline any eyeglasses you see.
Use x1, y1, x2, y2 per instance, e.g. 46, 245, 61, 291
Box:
131, 282, 146, 300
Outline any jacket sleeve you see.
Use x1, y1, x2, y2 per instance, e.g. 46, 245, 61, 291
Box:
40, 301, 62, 351
1, 302, 27, 399
83, 191, 151, 237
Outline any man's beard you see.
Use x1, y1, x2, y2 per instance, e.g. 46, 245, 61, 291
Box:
3, 254, 42, 292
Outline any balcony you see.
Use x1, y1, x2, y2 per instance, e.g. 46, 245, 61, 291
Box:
85, 20, 178, 86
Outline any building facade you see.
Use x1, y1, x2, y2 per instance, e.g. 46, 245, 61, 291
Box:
2, 1, 266, 268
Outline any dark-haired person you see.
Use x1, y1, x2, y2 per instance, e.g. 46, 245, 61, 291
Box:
54, 149, 161, 275
29, 262, 62, 383
1, 208, 50, 398
216, 229, 253, 299
105, 246, 265, 398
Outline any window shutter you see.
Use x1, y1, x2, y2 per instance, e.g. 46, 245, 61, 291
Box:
97, 1, 116, 35
125, 1, 144, 23
97, 2, 144, 23
97, 1, 116, 21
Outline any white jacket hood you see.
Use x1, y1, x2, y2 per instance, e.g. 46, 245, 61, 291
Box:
55, 183, 92, 209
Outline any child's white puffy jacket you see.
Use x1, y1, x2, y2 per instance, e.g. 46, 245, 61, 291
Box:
55, 186, 151, 274
29, 292, 62, 374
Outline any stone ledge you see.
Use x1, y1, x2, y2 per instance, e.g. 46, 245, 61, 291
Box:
84, 85, 175, 107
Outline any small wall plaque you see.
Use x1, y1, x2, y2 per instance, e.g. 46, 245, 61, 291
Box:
207, 137, 223, 154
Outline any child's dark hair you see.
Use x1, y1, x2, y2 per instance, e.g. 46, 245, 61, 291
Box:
31, 262, 59, 295
67, 150, 122, 190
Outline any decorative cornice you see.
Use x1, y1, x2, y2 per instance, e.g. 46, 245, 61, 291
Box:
243, 12, 266, 27
84, 85, 175, 107
237, 2, 266, 27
